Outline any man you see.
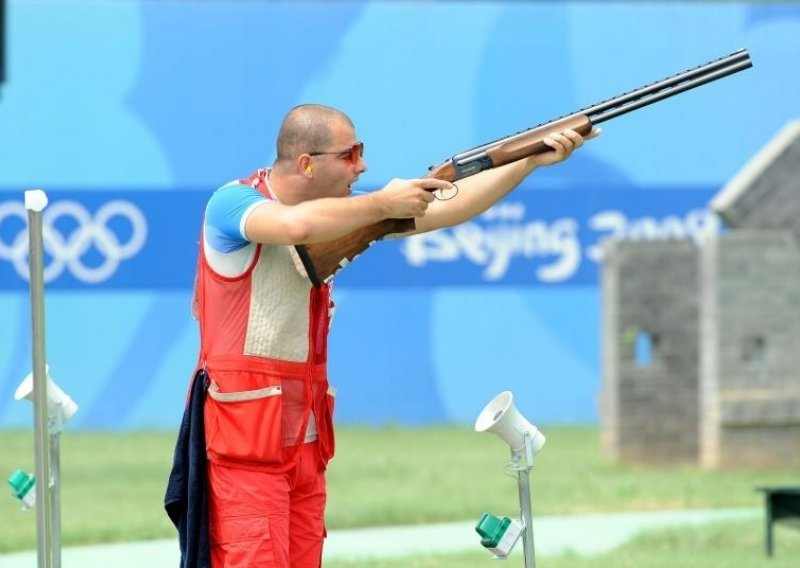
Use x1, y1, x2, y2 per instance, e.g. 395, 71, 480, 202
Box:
187, 103, 595, 567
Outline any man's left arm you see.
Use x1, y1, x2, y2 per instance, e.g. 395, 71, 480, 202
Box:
409, 128, 599, 234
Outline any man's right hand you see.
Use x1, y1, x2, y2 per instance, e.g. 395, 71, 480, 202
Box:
369, 178, 454, 218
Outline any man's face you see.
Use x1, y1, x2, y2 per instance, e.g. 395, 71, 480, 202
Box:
309, 119, 367, 198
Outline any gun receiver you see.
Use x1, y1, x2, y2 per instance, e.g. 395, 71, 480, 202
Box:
292, 49, 753, 286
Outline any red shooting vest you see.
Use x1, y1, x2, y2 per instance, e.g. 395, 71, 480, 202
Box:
193, 169, 335, 473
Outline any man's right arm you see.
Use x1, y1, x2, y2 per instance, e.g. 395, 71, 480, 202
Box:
244, 177, 451, 245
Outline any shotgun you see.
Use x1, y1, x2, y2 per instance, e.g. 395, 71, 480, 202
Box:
291, 49, 753, 286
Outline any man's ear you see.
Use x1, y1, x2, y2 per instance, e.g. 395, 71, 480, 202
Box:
299, 155, 313, 177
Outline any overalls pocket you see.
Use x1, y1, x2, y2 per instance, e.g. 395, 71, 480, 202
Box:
204, 369, 283, 464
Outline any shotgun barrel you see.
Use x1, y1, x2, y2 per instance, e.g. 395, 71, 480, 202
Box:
448, 49, 752, 176
588, 49, 751, 123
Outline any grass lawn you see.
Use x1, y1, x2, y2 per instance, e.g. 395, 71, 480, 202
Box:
325, 519, 800, 567
1, 426, 797, 554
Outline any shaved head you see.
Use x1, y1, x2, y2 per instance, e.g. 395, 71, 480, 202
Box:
275, 104, 353, 163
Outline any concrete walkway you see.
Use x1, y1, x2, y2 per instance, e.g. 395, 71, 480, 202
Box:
0, 508, 759, 567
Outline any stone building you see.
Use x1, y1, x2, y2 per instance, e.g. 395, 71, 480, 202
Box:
601, 120, 800, 468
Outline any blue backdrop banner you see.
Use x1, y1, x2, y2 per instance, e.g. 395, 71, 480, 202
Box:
0, 186, 716, 290
1, 0, 799, 429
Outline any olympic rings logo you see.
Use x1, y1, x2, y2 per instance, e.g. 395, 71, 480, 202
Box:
0, 199, 147, 284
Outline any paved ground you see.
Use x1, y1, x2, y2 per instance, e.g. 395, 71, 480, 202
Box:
0, 508, 759, 567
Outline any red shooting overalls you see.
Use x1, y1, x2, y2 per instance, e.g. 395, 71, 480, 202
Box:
194, 169, 336, 568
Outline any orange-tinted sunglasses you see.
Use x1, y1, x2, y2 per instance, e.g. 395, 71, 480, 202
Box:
309, 141, 364, 164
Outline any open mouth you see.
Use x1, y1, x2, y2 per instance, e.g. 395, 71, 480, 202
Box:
347, 178, 359, 195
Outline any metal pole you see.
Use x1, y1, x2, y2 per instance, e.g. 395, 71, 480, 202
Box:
517, 467, 536, 568
50, 430, 61, 568
514, 432, 537, 568
26, 189, 53, 568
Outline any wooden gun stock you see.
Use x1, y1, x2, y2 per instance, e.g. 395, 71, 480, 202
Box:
292, 49, 752, 286
290, 217, 416, 287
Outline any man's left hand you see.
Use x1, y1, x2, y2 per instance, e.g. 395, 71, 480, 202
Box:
530, 128, 601, 167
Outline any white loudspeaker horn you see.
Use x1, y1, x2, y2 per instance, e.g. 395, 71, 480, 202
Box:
14, 366, 78, 423
474, 391, 545, 454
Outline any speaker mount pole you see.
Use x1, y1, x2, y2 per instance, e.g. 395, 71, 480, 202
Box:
511, 432, 537, 568
49, 404, 65, 568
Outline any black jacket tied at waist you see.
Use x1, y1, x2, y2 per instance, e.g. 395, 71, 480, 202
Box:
164, 369, 210, 568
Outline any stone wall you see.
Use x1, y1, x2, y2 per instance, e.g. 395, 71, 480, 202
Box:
699, 231, 800, 467
601, 239, 700, 465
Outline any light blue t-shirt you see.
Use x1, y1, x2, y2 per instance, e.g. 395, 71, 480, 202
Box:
202, 182, 273, 277
204, 182, 268, 253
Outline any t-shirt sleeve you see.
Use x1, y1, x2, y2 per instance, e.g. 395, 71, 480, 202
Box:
204, 183, 269, 253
